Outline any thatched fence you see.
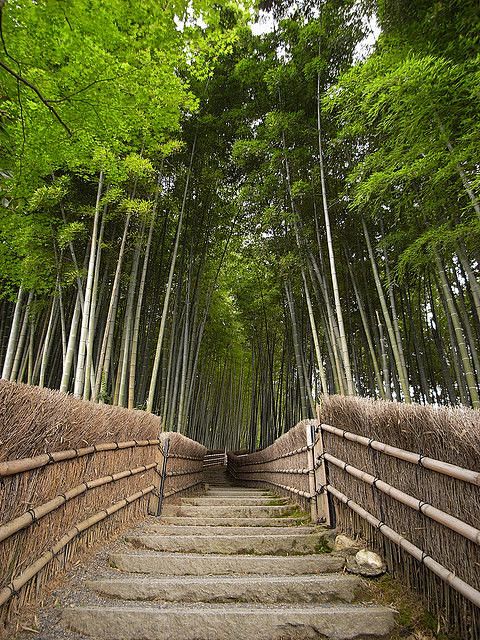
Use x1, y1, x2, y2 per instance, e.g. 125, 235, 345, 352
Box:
0, 381, 206, 630
228, 396, 480, 639
228, 420, 315, 515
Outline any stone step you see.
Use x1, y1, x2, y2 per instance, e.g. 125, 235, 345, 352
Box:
87, 574, 362, 604
63, 604, 395, 639
161, 504, 294, 518
126, 533, 329, 555
179, 497, 286, 506
205, 487, 267, 492
206, 491, 270, 496
143, 524, 318, 537
109, 552, 345, 576
158, 516, 308, 527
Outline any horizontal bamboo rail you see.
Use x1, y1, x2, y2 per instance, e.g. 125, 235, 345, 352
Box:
228, 463, 312, 499
169, 453, 205, 461
326, 483, 480, 609
0, 463, 157, 543
0, 439, 160, 477
324, 453, 480, 545
232, 467, 310, 475
319, 423, 480, 486
271, 482, 311, 499
234, 446, 309, 466
166, 469, 204, 478
0, 485, 154, 608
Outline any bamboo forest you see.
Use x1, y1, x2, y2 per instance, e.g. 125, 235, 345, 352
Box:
0, 0, 479, 451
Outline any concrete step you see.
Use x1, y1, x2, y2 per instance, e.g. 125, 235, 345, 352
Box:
161, 504, 295, 518
158, 516, 308, 527
143, 524, 318, 537
87, 574, 362, 604
179, 497, 286, 506
63, 604, 395, 639
109, 552, 345, 576
126, 533, 329, 555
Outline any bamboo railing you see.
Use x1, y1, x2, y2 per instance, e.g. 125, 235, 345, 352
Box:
0, 431, 206, 625
227, 413, 480, 639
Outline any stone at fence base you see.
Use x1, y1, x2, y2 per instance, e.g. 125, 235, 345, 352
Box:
346, 549, 386, 577
333, 534, 362, 553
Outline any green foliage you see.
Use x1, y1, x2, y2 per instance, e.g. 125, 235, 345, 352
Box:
27, 180, 69, 212
57, 222, 86, 249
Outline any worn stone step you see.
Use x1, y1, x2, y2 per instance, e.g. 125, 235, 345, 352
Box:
87, 574, 362, 604
180, 497, 286, 506
205, 488, 268, 493
158, 516, 308, 527
127, 533, 330, 555
143, 524, 318, 537
127, 533, 329, 555
161, 504, 295, 518
63, 604, 395, 639
206, 491, 270, 497
109, 552, 345, 576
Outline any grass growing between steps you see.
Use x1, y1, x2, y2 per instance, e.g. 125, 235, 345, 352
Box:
367, 575, 460, 640
314, 538, 332, 554
277, 505, 309, 522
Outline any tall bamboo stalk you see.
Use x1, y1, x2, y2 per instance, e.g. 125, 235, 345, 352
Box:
73, 171, 104, 397
363, 219, 411, 402
147, 136, 197, 414
316, 46, 354, 395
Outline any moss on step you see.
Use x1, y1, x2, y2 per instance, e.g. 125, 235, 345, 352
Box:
277, 505, 309, 520
314, 537, 333, 554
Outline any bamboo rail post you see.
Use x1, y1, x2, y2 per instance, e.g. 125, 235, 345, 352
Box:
306, 422, 318, 523
314, 424, 331, 527
155, 438, 170, 517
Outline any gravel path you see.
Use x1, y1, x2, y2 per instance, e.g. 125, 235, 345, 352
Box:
13, 517, 157, 640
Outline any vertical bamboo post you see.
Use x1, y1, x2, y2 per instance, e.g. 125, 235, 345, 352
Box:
313, 423, 331, 527
306, 422, 318, 523
156, 438, 170, 517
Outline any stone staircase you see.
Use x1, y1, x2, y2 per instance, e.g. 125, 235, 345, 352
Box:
62, 468, 395, 639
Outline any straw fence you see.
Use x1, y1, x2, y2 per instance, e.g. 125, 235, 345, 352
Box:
228, 420, 315, 514
0, 381, 206, 631
228, 396, 480, 639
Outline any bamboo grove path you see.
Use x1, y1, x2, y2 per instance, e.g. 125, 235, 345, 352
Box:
49, 467, 395, 640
